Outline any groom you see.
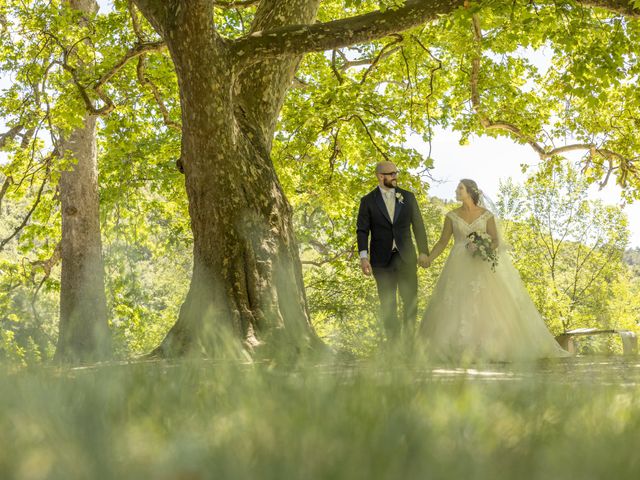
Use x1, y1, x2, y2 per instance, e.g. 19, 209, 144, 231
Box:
357, 161, 429, 341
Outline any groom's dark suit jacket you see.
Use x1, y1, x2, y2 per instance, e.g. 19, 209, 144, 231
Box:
357, 187, 429, 268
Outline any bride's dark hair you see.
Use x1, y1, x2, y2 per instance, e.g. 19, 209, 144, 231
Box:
460, 179, 481, 205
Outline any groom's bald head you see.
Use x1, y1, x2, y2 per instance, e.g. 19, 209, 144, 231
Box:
376, 161, 396, 175
375, 161, 398, 189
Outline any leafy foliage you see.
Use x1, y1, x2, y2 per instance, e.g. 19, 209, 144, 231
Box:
497, 162, 637, 347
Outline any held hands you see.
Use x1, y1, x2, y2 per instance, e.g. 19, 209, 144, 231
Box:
418, 253, 431, 269
361, 254, 430, 273
360, 258, 372, 276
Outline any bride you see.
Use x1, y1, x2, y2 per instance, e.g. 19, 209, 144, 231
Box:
419, 179, 569, 361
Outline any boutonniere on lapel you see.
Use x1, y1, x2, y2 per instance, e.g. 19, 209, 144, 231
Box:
395, 192, 404, 204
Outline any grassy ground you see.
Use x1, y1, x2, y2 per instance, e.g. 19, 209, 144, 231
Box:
1, 356, 640, 479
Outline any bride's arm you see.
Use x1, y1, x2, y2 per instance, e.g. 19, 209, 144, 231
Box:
486, 216, 499, 250
425, 216, 453, 265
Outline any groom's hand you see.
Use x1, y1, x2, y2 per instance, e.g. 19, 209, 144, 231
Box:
418, 254, 430, 268
360, 258, 372, 276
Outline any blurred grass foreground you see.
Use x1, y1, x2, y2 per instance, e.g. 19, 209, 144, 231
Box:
1, 356, 640, 480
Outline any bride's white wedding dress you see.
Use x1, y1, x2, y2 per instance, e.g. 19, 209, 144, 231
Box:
420, 210, 570, 361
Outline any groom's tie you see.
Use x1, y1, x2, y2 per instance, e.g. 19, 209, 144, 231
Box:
384, 190, 395, 222
383, 190, 398, 252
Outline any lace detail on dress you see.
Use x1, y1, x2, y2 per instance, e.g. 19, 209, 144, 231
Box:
446, 210, 493, 247
447, 209, 492, 228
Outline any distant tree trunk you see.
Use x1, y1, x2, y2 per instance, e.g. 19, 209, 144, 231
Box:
55, 114, 110, 362
54, 0, 110, 362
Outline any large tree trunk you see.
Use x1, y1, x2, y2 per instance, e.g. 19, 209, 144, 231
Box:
54, 0, 110, 362
132, 0, 323, 357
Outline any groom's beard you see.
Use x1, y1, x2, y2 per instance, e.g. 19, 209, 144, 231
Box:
384, 178, 397, 189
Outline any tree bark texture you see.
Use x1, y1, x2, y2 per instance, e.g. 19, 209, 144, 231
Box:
130, 0, 325, 357
55, 114, 110, 362
55, 0, 110, 362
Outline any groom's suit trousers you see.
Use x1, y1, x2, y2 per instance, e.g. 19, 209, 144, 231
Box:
372, 251, 418, 340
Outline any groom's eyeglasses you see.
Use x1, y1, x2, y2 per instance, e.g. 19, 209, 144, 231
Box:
380, 171, 398, 177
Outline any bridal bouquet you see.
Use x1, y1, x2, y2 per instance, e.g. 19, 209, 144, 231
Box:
466, 231, 498, 271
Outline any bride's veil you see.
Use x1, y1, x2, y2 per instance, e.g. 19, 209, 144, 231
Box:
479, 192, 511, 254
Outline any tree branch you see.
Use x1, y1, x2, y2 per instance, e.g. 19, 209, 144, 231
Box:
136, 55, 181, 131
0, 125, 24, 149
231, 0, 467, 64
0, 175, 13, 210
573, 244, 620, 302
127, 1, 179, 130
352, 114, 390, 162
41, 28, 116, 115
127, 0, 148, 41
30, 242, 62, 290
413, 35, 443, 158
94, 41, 166, 91
335, 43, 402, 74
301, 248, 353, 267
328, 126, 341, 181
0, 158, 52, 252
131, 0, 176, 37
55, 59, 115, 115
20, 127, 36, 149
580, 0, 640, 17
214, 0, 260, 8
231, 0, 640, 63
331, 49, 344, 84
360, 35, 403, 85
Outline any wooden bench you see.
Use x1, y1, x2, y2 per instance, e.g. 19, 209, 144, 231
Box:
555, 328, 638, 355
